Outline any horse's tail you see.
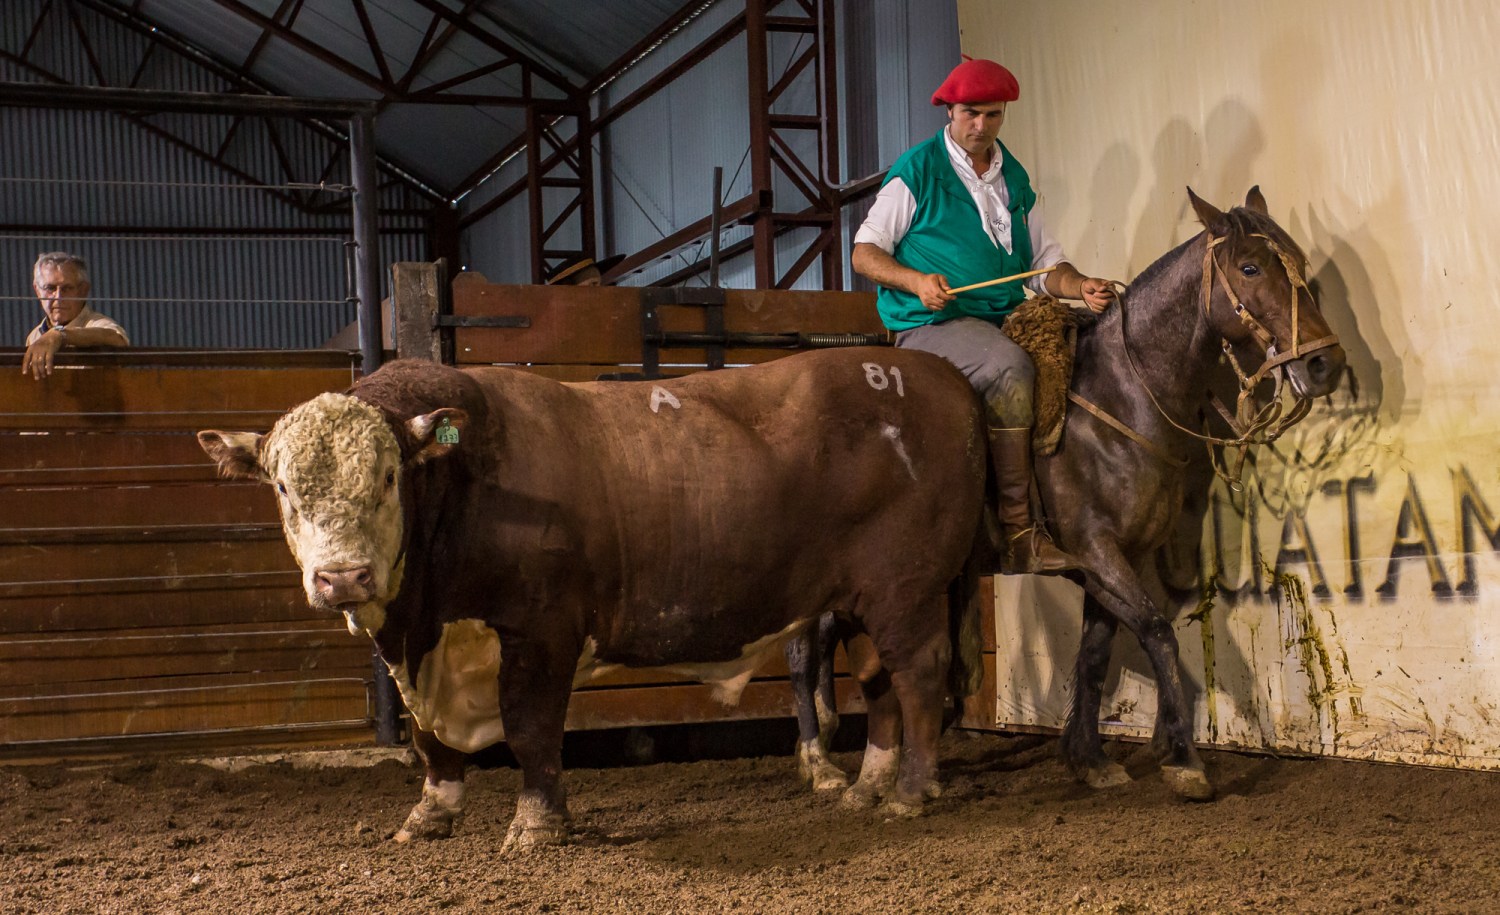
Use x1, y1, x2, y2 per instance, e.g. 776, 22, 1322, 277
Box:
947, 522, 987, 704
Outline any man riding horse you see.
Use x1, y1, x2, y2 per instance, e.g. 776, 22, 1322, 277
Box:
851, 56, 1119, 575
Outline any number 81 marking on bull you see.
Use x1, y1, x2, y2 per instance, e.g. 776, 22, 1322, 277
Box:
863, 362, 905, 396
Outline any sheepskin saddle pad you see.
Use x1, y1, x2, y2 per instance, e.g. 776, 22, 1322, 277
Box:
1000, 295, 1085, 456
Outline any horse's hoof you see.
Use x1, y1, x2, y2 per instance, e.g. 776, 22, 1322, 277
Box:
1084, 761, 1132, 790
840, 783, 880, 811
1162, 765, 1215, 801
501, 822, 568, 854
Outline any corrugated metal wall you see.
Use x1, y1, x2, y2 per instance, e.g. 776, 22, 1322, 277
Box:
459, 0, 961, 292
1, 3, 431, 349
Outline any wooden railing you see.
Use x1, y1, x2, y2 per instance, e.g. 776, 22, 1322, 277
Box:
0, 349, 371, 759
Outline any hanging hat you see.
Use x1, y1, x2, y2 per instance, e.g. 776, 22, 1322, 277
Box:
931, 55, 1020, 106
544, 253, 626, 285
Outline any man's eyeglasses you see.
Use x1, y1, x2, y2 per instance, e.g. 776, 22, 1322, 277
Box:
37, 284, 83, 295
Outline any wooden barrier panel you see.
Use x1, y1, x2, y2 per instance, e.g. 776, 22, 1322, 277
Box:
0, 350, 369, 761
442, 281, 887, 371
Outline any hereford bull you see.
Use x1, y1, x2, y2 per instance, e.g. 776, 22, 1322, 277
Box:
198, 349, 985, 851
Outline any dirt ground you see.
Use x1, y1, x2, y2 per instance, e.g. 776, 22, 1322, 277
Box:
3, 727, 1498, 915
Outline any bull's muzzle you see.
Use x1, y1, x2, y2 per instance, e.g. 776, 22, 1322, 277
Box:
314, 566, 376, 606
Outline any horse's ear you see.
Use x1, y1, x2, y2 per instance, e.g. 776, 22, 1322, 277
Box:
1187, 187, 1225, 228
1244, 185, 1269, 214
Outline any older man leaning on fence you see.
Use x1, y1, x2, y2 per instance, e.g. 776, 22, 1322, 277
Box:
22, 251, 130, 380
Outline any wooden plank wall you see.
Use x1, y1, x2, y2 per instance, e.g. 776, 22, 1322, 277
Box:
413, 273, 1000, 732
0, 350, 370, 760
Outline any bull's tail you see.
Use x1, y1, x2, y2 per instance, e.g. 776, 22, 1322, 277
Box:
946, 524, 987, 702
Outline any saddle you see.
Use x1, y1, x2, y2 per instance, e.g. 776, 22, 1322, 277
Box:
1001, 296, 1087, 455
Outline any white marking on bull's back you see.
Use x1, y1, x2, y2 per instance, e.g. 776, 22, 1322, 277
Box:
663, 620, 809, 705
882, 424, 918, 481
863, 363, 906, 396
649, 386, 681, 413
386, 619, 505, 754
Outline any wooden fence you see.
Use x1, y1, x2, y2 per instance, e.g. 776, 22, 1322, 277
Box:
0, 350, 371, 759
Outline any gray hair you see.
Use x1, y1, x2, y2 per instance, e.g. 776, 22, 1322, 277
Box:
33, 251, 90, 286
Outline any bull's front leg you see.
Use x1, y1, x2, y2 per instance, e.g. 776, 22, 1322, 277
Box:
498, 643, 574, 853
394, 728, 469, 842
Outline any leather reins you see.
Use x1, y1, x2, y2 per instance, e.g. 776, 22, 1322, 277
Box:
1068, 229, 1340, 488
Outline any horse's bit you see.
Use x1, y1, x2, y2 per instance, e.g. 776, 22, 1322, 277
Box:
1070, 231, 1340, 488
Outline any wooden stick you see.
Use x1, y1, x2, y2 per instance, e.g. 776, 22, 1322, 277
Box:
946, 265, 1057, 295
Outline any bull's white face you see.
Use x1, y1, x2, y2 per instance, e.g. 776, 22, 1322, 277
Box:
261, 394, 407, 624
199, 394, 464, 638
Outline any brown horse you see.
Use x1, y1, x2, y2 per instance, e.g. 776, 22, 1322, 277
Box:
791, 187, 1346, 801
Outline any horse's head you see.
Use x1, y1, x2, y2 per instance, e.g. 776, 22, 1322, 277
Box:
1188, 187, 1346, 398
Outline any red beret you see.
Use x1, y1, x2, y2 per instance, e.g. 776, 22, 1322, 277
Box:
931, 56, 1020, 106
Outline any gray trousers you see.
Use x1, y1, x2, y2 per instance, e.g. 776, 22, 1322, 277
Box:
895, 316, 1034, 427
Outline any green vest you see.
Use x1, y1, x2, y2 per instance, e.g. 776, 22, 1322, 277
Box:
875, 129, 1037, 331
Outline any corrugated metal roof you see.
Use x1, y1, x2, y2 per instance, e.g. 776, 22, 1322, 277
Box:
124, 0, 708, 197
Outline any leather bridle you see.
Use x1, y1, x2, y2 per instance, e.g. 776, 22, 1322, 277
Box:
1069, 229, 1340, 488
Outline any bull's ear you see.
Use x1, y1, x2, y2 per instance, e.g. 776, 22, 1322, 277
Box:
197, 430, 265, 480
1244, 185, 1269, 214
406, 408, 468, 465
1187, 186, 1225, 229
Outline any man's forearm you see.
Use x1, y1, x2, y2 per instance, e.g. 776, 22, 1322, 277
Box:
62, 326, 129, 347
852, 243, 928, 295
1043, 262, 1086, 299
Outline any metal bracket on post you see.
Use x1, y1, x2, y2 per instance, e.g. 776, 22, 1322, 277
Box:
641, 286, 729, 379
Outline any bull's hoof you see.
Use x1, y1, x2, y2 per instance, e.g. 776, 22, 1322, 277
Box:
1083, 760, 1132, 790
804, 761, 850, 792
392, 797, 461, 843
881, 796, 925, 818
501, 820, 568, 854
1162, 765, 1215, 801
924, 779, 943, 800
839, 781, 881, 811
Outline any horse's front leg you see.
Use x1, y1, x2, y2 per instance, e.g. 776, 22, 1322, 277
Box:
395, 727, 470, 841
1079, 545, 1213, 801
785, 613, 849, 791
1060, 594, 1132, 790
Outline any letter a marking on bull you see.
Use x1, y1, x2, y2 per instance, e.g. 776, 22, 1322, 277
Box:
649, 386, 681, 414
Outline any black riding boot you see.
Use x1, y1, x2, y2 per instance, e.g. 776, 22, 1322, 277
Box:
989, 426, 1079, 575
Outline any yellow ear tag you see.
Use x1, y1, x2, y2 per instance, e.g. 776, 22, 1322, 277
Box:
436, 417, 460, 445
